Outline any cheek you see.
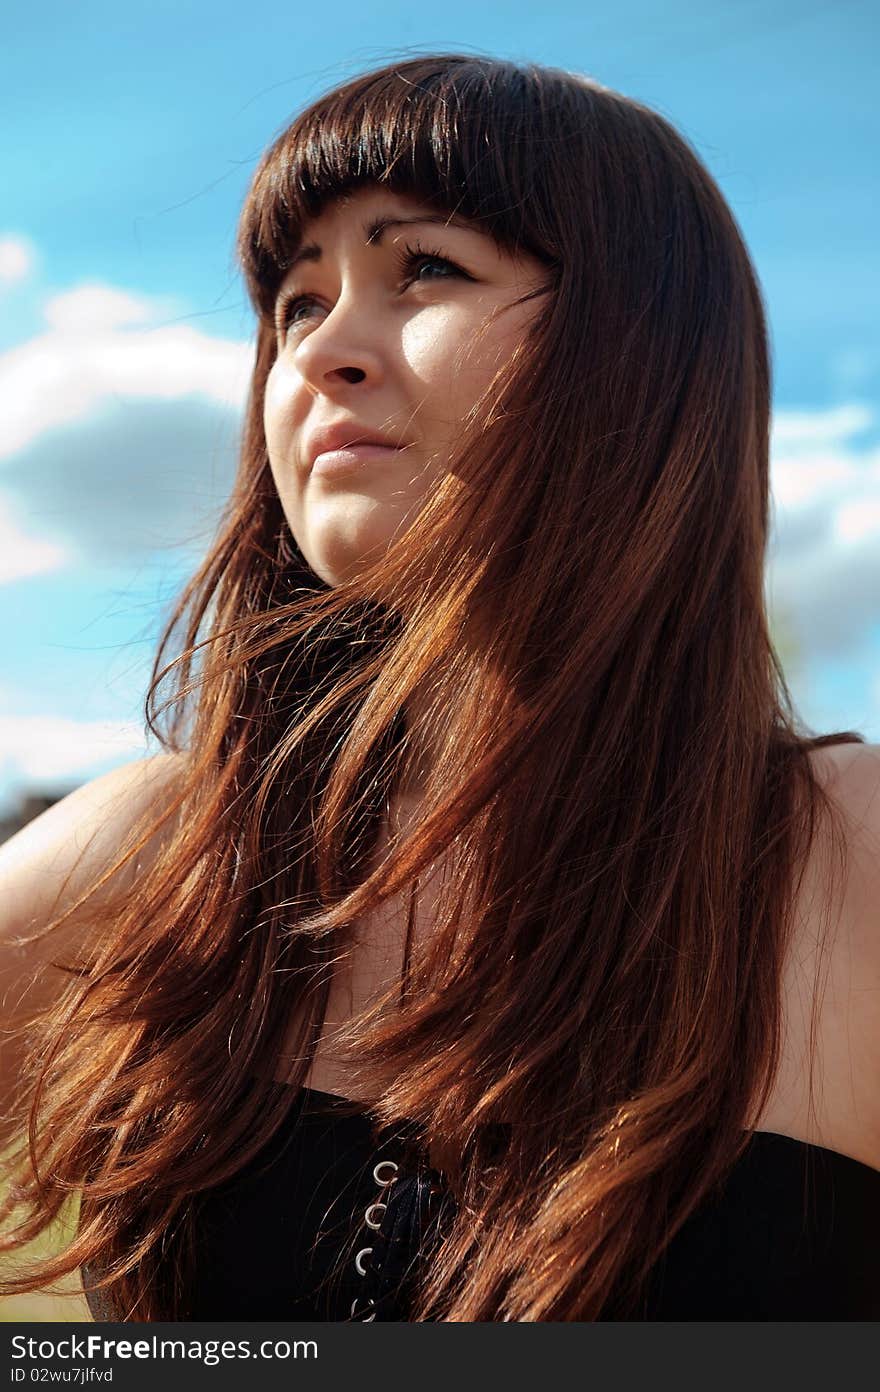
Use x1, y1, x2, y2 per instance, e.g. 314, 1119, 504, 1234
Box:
263, 356, 315, 460
467, 303, 531, 378
401, 306, 525, 420
263, 362, 292, 455
262, 366, 303, 524
400, 310, 459, 397
403, 313, 517, 431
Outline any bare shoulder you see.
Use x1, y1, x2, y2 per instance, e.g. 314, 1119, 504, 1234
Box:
807, 740, 880, 965
821, 740, 880, 1048
764, 741, 880, 1168
0, 750, 188, 952
0, 750, 188, 1114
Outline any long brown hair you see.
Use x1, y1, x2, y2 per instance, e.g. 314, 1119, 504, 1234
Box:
1, 53, 865, 1320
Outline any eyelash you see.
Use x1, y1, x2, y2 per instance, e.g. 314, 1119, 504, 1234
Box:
275, 241, 468, 334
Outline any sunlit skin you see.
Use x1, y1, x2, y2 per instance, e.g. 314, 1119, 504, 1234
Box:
263, 187, 549, 589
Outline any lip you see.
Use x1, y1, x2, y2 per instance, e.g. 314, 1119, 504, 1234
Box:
311, 443, 403, 477
303, 422, 409, 473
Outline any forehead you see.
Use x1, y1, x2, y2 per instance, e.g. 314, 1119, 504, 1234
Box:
303, 186, 459, 232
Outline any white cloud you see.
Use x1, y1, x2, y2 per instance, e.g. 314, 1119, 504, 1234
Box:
770, 402, 872, 448
0, 236, 35, 286
1, 394, 240, 568
768, 402, 879, 531
769, 403, 878, 510
0, 492, 70, 583
768, 401, 880, 659
0, 715, 148, 788
0, 283, 254, 461
833, 497, 880, 546
44, 284, 156, 333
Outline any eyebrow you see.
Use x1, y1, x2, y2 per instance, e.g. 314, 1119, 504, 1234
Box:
279, 213, 476, 282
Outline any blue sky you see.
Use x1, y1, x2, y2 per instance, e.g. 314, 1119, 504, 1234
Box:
1, 0, 878, 810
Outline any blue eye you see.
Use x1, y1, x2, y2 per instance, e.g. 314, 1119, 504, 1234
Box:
278, 296, 315, 329
275, 241, 470, 336
399, 246, 462, 283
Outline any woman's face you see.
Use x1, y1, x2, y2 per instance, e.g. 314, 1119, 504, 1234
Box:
263, 186, 548, 587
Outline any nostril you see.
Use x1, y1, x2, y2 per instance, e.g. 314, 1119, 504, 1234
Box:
336, 367, 366, 384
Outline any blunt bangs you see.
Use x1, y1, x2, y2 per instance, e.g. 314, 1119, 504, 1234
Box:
237, 55, 564, 319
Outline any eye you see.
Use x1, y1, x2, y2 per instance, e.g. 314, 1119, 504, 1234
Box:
275, 291, 318, 334
395, 241, 467, 287
274, 241, 472, 338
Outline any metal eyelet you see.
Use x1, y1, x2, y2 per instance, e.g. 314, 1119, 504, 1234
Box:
351, 1295, 376, 1322
364, 1200, 387, 1230
354, 1245, 373, 1276
372, 1158, 399, 1186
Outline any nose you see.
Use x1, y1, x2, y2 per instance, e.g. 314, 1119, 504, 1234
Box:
293, 294, 385, 393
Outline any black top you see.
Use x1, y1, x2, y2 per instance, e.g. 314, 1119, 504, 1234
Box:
82, 1084, 880, 1321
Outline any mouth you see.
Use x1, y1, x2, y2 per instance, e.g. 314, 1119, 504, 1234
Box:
310, 442, 405, 478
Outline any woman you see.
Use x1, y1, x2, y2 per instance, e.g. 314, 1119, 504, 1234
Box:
1, 53, 878, 1323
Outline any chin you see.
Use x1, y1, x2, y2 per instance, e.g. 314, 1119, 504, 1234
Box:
300, 540, 390, 592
